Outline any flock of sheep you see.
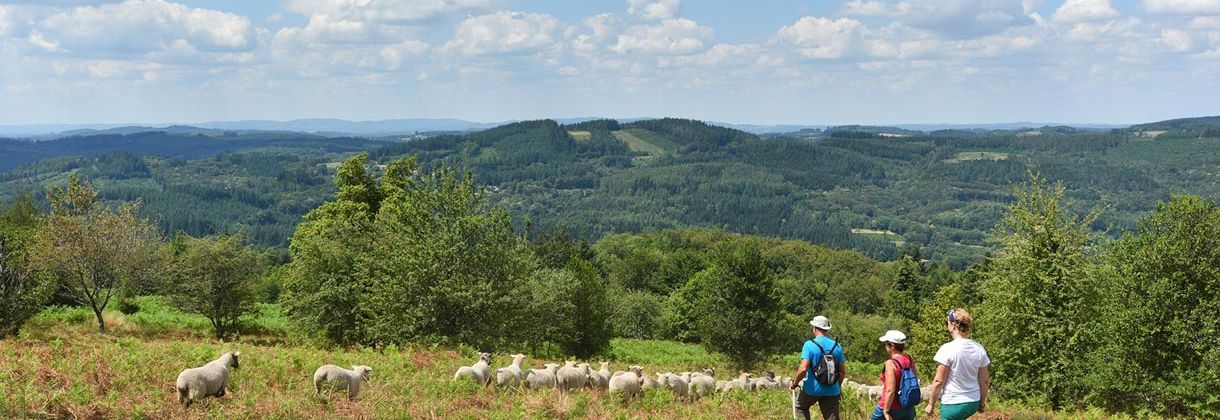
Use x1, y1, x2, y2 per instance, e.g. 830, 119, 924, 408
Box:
173, 351, 373, 407
168, 350, 929, 409
451, 352, 796, 402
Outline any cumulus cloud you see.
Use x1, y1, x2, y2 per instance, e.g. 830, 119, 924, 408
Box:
1145, 0, 1220, 14
611, 18, 713, 55
777, 16, 864, 59
0, 6, 10, 36
33, 0, 256, 54
283, 0, 492, 24
443, 11, 559, 55
627, 0, 680, 20
1053, 0, 1120, 23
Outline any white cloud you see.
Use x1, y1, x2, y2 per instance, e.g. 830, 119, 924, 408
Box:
35, 0, 255, 54
903, 0, 1034, 38
379, 40, 429, 69
1053, 0, 1120, 23
1160, 28, 1194, 51
777, 16, 863, 59
283, 0, 492, 24
627, 0, 680, 20
1145, 0, 1220, 15
274, 15, 373, 45
611, 18, 713, 55
443, 11, 559, 55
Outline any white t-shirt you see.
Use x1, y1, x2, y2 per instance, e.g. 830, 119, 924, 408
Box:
933, 338, 990, 405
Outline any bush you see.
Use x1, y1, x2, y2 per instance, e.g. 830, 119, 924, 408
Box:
116, 296, 140, 315
167, 234, 263, 340
608, 289, 663, 340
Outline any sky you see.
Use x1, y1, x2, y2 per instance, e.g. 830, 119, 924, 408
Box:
0, 0, 1218, 125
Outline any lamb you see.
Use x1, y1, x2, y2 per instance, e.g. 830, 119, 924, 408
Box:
525, 363, 560, 389
175, 351, 240, 407
495, 354, 527, 388
920, 386, 931, 402
641, 373, 661, 390
556, 361, 591, 393
866, 385, 884, 401
453, 352, 493, 386
752, 371, 783, 390
608, 366, 645, 402
313, 365, 372, 400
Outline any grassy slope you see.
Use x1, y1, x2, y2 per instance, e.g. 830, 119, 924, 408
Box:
612, 129, 678, 156
0, 302, 1139, 419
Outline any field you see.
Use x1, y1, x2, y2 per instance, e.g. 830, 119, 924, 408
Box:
0, 300, 1143, 419
945, 152, 1009, 163
612, 129, 678, 158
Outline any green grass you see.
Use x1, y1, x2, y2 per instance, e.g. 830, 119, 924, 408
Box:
0, 306, 1157, 419
613, 129, 679, 156
567, 131, 592, 141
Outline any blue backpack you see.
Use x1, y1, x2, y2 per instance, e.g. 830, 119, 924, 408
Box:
891, 357, 921, 408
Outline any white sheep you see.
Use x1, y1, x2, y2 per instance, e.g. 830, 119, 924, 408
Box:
525, 363, 560, 389
659, 373, 690, 401
726, 372, 753, 392
688, 373, 716, 399
453, 352, 492, 386
608, 366, 645, 402
556, 361, 591, 393
313, 364, 372, 400
495, 354, 527, 388
587, 361, 610, 390
175, 351, 240, 407
920, 386, 931, 402
867, 385, 884, 401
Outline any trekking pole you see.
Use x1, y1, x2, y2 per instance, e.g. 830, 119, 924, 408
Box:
790, 378, 801, 419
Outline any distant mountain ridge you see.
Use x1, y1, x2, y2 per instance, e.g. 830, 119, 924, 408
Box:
1, 117, 1136, 138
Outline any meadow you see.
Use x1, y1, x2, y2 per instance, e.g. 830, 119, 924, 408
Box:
0, 299, 1140, 419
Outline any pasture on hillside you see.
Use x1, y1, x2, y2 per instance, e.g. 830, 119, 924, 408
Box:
0, 300, 1138, 419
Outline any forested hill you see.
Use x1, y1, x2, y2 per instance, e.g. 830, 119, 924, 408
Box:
2, 116, 1219, 266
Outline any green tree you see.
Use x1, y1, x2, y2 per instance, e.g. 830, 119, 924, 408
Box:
693, 242, 786, 369
168, 234, 263, 340
0, 195, 55, 338
978, 174, 1100, 408
560, 257, 613, 358
1089, 195, 1220, 416
607, 288, 663, 340
907, 283, 966, 371
28, 175, 160, 333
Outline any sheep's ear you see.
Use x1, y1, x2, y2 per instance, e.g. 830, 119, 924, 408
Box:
233, 351, 241, 357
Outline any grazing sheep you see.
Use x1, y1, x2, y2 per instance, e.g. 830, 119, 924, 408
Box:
495, 354, 527, 388
313, 365, 372, 400
866, 385, 884, 401
556, 362, 591, 393
659, 373, 689, 401
726, 372, 753, 392
175, 351, 241, 407
689, 373, 716, 399
641, 373, 661, 390
525, 363, 560, 389
453, 352, 493, 386
608, 367, 645, 402
587, 362, 611, 390
920, 386, 931, 402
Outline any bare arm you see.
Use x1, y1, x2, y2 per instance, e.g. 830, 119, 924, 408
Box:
791, 359, 810, 389
924, 364, 950, 416
978, 366, 989, 412
838, 358, 847, 386
881, 361, 897, 412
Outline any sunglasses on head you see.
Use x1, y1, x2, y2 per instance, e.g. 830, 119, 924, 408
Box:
948, 309, 956, 323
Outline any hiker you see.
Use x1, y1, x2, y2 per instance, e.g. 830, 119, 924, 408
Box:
790, 315, 846, 420
924, 308, 990, 420
873, 330, 918, 420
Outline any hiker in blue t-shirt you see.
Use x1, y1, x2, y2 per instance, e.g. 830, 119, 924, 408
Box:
790, 315, 847, 420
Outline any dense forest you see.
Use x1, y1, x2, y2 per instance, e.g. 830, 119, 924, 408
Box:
1, 116, 1218, 267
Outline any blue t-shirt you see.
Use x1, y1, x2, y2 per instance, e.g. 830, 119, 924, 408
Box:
801, 336, 845, 397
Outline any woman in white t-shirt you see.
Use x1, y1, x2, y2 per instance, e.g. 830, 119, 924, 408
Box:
924, 308, 990, 420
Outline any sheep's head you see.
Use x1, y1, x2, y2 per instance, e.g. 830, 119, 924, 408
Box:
355, 366, 372, 382
229, 352, 241, 369
599, 362, 610, 370
628, 365, 643, 375
766, 371, 776, 379
511, 354, 526, 363
477, 352, 491, 363
703, 368, 715, 377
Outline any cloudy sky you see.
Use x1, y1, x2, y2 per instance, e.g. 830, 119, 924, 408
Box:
0, 0, 1217, 125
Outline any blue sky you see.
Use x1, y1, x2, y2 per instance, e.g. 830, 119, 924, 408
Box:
0, 0, 1217, 125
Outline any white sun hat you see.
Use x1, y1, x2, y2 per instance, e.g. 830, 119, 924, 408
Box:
878, 330, 907, 344
809, 315, 832, 330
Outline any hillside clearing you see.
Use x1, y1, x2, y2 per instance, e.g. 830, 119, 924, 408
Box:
946, 151, 1010, 163
612, 129, 678, 156
567, 131, 592, 141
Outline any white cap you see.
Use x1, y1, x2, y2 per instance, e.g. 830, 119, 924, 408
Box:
809, 315, 832, 330
878, 330, 907, 344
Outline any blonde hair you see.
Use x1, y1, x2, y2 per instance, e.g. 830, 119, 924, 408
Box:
949, 308, 973, 334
